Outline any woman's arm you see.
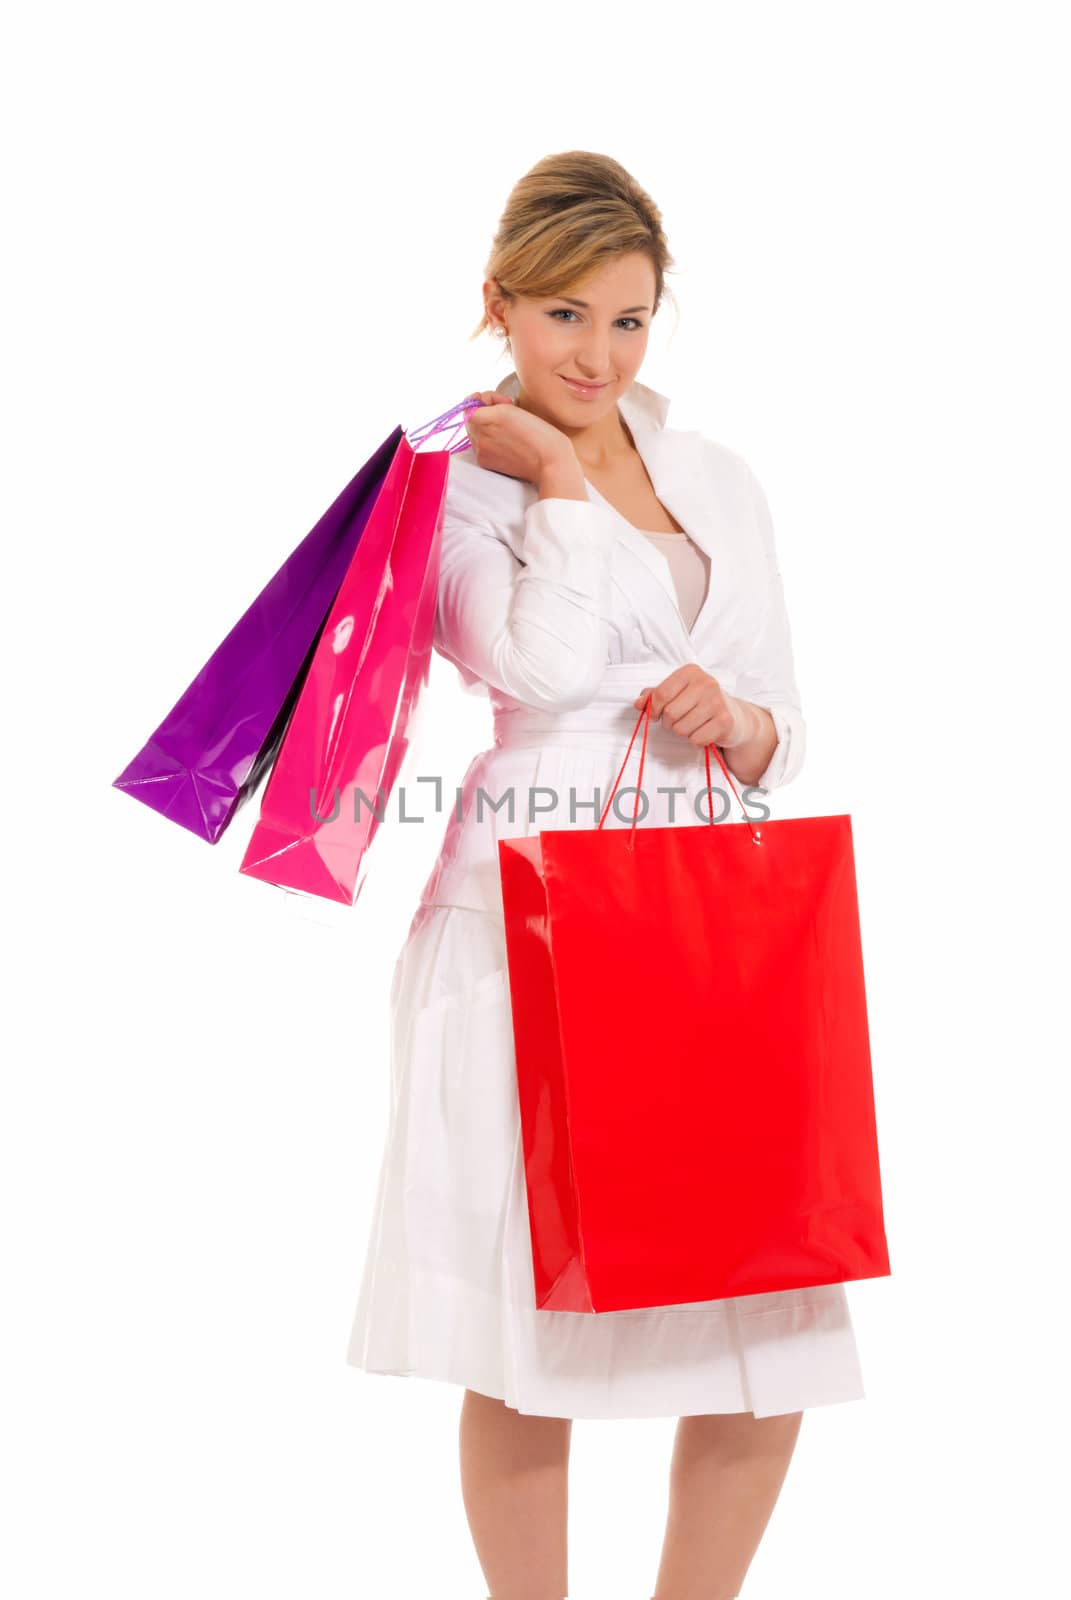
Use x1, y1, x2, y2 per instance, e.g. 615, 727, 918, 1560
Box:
720, 700, 780, 789
435, 457, 618, 712
725, 466, 807, 791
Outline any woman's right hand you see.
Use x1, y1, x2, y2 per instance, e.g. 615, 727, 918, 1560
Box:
463, 391, 576, 484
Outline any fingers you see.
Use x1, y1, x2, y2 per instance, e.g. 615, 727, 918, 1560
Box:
467, 390, 514, 410
465, 389, 515, 449
464, 392, 492, 429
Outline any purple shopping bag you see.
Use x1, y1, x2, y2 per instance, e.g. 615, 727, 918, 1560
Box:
112, 428, 400, 843
238, 395, 484, 904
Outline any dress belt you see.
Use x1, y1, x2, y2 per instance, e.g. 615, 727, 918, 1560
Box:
489, 662, 740, 763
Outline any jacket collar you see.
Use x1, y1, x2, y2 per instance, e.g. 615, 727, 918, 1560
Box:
491, 369, 718, 648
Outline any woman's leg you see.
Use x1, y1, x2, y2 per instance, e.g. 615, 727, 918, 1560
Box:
651, 1408, 804, 1600
459, 1388, 573, 1600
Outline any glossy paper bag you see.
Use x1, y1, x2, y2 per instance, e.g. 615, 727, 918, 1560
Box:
238, 400, 477, 905
112, 429, 401, 843
497, 699, 891, 1314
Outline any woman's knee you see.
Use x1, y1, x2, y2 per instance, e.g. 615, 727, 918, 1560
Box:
675, 1408, 803, 1459
461, 1390, 573, 1448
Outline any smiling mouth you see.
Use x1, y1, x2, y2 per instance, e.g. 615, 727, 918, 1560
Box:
562, 376, 609, 392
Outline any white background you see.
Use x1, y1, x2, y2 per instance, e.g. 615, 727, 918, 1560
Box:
4, 3, 1068, 1595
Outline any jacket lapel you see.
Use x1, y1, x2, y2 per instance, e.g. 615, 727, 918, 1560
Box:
594, 401, 718, 644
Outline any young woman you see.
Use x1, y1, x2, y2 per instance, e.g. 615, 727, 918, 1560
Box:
347, 151, 865, 1600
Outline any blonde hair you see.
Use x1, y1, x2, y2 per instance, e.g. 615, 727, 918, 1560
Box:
468, 150, 678, 344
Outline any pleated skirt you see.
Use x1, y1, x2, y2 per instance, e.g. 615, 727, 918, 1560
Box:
345, 899, 866, 1420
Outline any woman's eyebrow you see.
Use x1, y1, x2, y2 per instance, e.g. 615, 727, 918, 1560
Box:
553, 296, 651, 313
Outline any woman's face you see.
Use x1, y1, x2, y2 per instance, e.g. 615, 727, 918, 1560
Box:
489, 252, 657, 430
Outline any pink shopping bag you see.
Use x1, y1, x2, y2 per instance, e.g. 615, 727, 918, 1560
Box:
238, 399, 476, 905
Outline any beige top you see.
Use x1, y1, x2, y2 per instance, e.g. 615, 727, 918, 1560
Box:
635, 528, 711, 630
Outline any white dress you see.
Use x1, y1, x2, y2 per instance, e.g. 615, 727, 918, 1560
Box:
345, 376, 868, 1420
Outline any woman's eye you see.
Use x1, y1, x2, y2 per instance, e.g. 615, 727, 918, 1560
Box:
547, 309, 643, 330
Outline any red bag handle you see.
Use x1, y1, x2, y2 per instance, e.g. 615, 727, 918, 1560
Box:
597, 694, 763, 848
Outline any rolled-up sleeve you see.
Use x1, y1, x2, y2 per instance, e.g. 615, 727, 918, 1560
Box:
434, 492, 617, 711
732, 466, 807, 791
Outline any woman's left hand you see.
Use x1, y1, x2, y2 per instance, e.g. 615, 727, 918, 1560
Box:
632, 665, 757, 749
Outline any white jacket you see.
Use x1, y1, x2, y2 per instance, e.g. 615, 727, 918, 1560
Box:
417, 369, 806, 917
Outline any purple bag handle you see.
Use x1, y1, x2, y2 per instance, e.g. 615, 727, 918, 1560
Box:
405, 395, 484, 454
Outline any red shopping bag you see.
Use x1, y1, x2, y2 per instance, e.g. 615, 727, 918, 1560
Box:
497, 698, 891, 1313
238, 400, 475, 905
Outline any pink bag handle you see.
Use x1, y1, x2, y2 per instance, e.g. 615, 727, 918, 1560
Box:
405, 395, 484, 454
598, 695, 763, 848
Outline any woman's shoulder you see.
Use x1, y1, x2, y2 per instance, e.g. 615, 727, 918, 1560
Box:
442, 448, 531, 536
689, 431, 781, 552
693, 429, 763, 500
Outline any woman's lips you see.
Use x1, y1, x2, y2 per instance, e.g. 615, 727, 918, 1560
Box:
561, 376, 609, 399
